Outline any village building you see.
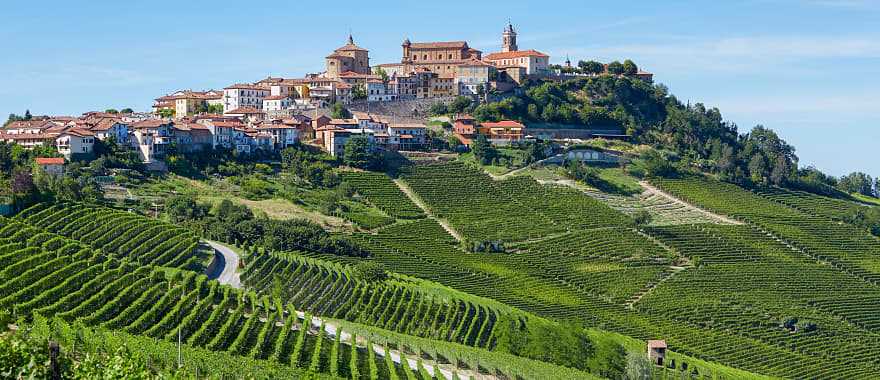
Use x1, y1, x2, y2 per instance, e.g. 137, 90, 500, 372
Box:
453, 115, 477, 146
55, 129, 95, 159
456, 59, 494, 96
325, 35, 371, 79
401, 40, 482, 77
479, 120, 526, 145
130, 119, 174, 163
34, 157, 65, 177
224, 107, 266, 123
223, 84, 270, 113
153, 90, 222, 117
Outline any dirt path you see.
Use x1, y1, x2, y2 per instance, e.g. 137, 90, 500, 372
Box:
393, 179, 463, 242
638, 181, 743, 225
302, 312, 496, 380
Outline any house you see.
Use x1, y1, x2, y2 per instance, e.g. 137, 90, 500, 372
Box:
225, 107, 266, 123
0, 132, 57, 149
85, 116, 130, 143
34, 157, 65, 177
54, 129, 95, 159
130, 119, 174, 162
387, 123, 427, 151
317, 125, 374, 157
153, 90, 223, 117
478, 120, 525, 145
223, 84, 270, 113
647, 340, 667, 366
196, 117, 244, 149
263, 95, 292, 112
456, 59, 493, 96
172, 121, 212, 152
453, 115, 477, 146
431, 74, 456, 97
254, 119, 303, 150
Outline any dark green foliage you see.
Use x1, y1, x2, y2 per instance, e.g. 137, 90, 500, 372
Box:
470, 135, 497, 165
493, 316, 593, 371
343, 136, 382, 170
353, 261, 388, 282
330, 102, 351, 119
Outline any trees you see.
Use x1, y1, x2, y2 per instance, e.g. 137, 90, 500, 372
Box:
428, 102, 449, 116
624, 351, 653, 380
165, 195, 208, 223
607, 61, 625, 75
330, 102, 351, 119
373, 66, 389, 82
838, 172, 874, 197
157, 109, 174, 118
470, 134, 497, 165
105, 109, 119, 114
351, 84, 367, 101
120, 108, 134, 114
448, 96, 473, 114
578, 60, 604, 75
207, 104, 224, 114
622, 59, 638, 75
343, 135, 380, 170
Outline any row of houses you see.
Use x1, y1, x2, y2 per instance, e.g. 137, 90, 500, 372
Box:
2, 109, 430, 164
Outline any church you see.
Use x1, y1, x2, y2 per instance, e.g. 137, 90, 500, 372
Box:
325, 35, 371, 79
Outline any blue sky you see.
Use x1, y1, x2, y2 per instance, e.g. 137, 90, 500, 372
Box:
1, 0, 877, 176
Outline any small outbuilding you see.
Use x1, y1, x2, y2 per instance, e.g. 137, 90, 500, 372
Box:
647, 339, 667, 366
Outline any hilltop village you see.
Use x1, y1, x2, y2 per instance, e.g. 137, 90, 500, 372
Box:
6, 15, 880, 380
0, 23, 651, 165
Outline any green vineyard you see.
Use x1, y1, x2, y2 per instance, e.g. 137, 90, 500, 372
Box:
0, 210, 596, 380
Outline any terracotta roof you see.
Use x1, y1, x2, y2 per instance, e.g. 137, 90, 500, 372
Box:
329, 119, 358, 125
90, 118, 124, 131
389, 123, 426, 130
61, 128, 95, 137
484, 49, 550, 60
481, 120, 525, 129
224, 83, 269, 90
458, 59, 494, 67
0, 132, 59, 140
410, 41, 468, 49
264, 95, 290, 101
647, 340, 667, 349
4, 120, 54, 131
132, 119, 171, 129
226, 107, 265, 115
335, 42, 368, 52
35, 157, 64, 165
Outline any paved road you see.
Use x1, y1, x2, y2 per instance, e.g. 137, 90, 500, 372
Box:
205, 240, 242, 288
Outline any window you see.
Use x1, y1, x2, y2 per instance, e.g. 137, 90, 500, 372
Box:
423, 55, 427, 60
448, 54, 452, 59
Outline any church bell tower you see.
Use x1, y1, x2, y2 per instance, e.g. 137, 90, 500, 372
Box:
502, 21, 518, 52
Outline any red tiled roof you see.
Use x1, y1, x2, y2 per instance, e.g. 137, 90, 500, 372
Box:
132, 119, 171, 129
224, 83, 268, 90
226, 107, 265, 115
647, 340, 667, 349
484, 49, 549, 60
0, 132, 59, 141
481, 120, 525, 129
410, 41, 468, 49
264, 95, 289, 101
35, 157, 65, 165
61, 128, 95, 137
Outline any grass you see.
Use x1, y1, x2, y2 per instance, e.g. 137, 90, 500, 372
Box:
200, 195, 352, 230
595, 167, 643, 195
852, 192, 880, 206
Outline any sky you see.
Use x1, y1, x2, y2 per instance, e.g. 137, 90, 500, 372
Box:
1, 0, 877, 176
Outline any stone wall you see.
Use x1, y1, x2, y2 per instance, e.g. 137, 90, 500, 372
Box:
345, 97, 455, 123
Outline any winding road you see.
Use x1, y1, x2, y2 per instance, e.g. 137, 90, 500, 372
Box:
205, 240, 242, 288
